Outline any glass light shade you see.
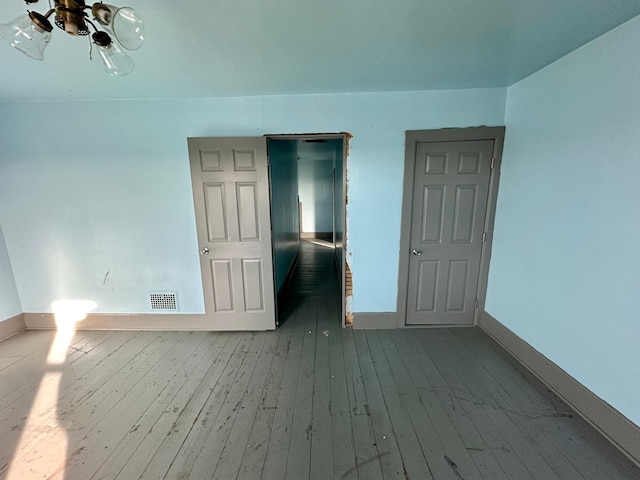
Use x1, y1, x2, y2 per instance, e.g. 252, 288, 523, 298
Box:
0, 13, 51, 60
94, 5, 144, 50
95, 40, 134, 76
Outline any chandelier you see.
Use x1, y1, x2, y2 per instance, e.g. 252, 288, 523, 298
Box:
0, 0, 144, 76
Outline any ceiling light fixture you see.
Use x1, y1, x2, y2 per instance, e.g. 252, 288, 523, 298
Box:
0, 0, 144, 76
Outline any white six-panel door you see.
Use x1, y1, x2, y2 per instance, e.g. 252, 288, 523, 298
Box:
188, 137, 276, 330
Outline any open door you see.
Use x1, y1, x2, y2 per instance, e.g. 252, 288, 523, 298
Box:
187, 137, 276, 330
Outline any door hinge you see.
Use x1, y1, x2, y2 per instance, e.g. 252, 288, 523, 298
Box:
491, 157, 495, 169
475, 299, 479, 309
482, 232, 486, 243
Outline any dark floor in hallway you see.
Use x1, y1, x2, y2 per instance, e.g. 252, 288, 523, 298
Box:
278, 238, 340, 326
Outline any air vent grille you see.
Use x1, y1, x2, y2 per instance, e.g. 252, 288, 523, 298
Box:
149, 292, 178, 311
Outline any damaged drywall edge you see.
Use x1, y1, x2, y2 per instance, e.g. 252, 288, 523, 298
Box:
345, 262, 353, 325
344, 133, 353, 326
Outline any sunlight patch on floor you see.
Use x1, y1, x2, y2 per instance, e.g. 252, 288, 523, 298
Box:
305, 238, 335, 249
5, 300, 95, 480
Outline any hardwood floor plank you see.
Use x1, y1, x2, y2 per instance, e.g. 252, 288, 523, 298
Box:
449, 327, 640, 480
353, 330, 405, 479
327, 309, 358, 480
0, 330, 107, 402
341, 327, 384, 480
62, 332, 207, 478
0, 330, 111, 424
381, 329, 475, 480
212, 331, 280, 479
235, 319, 296, 479
309, 292, 336, 480
392, 329, 509, 480
261, 297, 309, 480
0, 331, 155, 478
285, 295, 319, 480
149, 332, 252, 480
440, 328, 589, 480
186, 331, 266, 478
419, 329, 563, 480
367, 330, 437, 479
89, 332, 229, 480
0, 330, 56, 372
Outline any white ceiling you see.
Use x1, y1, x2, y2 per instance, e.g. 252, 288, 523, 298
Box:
1, 0, 639, 102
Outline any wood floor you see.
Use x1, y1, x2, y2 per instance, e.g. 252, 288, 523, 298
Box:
1, 240, 638, 479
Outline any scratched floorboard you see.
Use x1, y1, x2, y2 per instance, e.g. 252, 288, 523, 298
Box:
0, 240, 638, 479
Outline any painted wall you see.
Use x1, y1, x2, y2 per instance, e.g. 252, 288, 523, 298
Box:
298, 159, 334, 234
0, 88, 506, 315
332, 139, 346, 274
486, 16, 640, 426
268, 139, 300, 293
0, 223, 21, 321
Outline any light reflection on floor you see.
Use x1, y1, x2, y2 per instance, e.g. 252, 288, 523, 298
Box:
305, 238, 335, 249
5, 300, 96, 480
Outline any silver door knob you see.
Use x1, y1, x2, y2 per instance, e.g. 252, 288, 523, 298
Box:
412, 249, 422, 256
200, 247, 209, 255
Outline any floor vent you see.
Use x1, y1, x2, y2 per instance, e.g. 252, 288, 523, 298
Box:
149, 292, 178, 311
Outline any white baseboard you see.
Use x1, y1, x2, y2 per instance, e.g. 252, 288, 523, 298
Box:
0, 314, 26, 342
352, 312, 399, 329
479, 311, 640, 467
22, 312, 274, 332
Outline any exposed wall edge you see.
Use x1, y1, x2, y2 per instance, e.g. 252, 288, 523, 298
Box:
352, 312, 398, 330
22, 313, 273, 332
479, 311, 640, 467
0, 313, 26, 342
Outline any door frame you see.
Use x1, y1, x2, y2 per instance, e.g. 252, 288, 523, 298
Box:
396, 127, 505, 327
266, 133, 349, 327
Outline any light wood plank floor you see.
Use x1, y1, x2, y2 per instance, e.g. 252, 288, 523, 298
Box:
1, 240, 638, 479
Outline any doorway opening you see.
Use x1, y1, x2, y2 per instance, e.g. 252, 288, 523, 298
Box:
266, 134, 348, 328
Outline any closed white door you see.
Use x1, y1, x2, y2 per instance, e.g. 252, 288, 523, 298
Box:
188, 137, 275, 330
406, 139, 494, 325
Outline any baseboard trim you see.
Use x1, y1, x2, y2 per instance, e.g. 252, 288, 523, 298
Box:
22, 312, 273, 332
0, 313, 26, 341
479, 311, 640, 466
352, 312, 399, 329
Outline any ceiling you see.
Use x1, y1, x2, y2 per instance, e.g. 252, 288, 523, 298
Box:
1, 0, 639, 102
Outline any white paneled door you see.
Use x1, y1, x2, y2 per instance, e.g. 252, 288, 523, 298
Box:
406, 139, 494, 325
188, 137, 275, 330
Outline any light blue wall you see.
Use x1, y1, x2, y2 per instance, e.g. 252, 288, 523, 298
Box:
298, 159, 334, 233
486, 16, 640, 425
0, 88, 506, 314
268, 139, 300, 293
0, 223, 21, 321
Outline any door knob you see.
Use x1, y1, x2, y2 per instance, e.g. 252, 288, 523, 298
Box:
200, 247, 209, 255
412, 249, 422, 256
